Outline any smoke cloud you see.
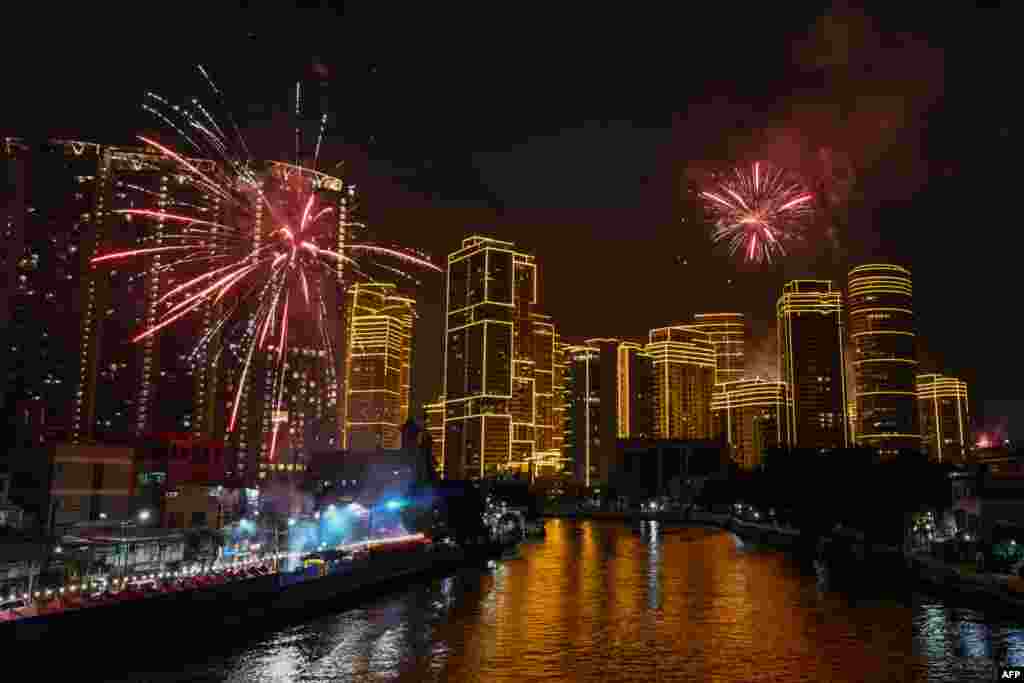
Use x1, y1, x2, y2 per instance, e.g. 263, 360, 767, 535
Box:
746, 332, 779, 381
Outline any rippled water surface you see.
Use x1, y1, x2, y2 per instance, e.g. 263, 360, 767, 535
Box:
103, 520, 1024, 681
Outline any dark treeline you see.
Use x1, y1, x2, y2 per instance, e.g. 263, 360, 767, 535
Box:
697, 448, 955, 546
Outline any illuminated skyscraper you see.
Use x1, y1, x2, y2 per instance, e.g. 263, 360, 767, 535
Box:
691, 313, 746, 386
712, 378, 791, 469
917, 373, 970, 463
342, 282, 416, 450
612, 340, 655, 440
441, 236, 558, 479
564, 344, 601, 487
424, 395, 445, 472
646, 326, 715, 440
777, 280, 849, 450
231, 162, 351, 482
2, 139, 243, 445
530, 313, 564, 474
2, 138, 101, 438
564, 338, 653, 487
2, 140, 352, 482
552, 334, 567, 462
848, 398, 858, 444
848, 264, 920, 455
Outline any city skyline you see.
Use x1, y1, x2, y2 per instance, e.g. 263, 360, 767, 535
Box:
4, 6, 1019, 445
0, 139, 1004, 462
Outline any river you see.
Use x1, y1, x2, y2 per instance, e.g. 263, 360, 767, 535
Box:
100, 519, 1024, 682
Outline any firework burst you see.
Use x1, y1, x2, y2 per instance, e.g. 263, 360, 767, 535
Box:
90, 66, 441, 448
700, 161, 814, 264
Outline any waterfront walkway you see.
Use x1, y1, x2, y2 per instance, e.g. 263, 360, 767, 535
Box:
0, 533, 428, 623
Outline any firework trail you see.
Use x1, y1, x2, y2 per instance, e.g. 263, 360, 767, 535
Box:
90, 65, 441, 448
700, 161, 814, 264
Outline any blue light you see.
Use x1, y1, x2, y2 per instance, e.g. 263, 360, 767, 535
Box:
385, 499, 407, 511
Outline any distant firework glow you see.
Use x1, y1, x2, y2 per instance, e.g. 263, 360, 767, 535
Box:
700, 161, 814, 264
90, 66, 441, 448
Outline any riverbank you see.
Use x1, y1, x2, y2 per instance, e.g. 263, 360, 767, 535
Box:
1, 541, 506, 646
907, 551, 1024, 614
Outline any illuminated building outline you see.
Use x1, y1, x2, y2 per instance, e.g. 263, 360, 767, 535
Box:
441, 236, 557, 479
777, 280, 849, 449
343, 282, 416, 450
916, 373, 970, 463
848, 264, 920, 454
711, 378, 792, 469
691, 313, 746, 387
645, 325, 715, 440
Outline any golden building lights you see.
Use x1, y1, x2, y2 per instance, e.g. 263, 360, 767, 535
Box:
777, 280, 849, 450
646, 325, 715, 440
424, 395, 446, 475
441, 236, 558, 480
916, 373, 970, 463
691, 313, 746, 387
711, 378, 792, 469
562, 338, 653, 488
343, 282, 415, 450
565, 343, 600, 488
530, 313, 565, 475
552, 333, 567, 458
848, 264, 920, 456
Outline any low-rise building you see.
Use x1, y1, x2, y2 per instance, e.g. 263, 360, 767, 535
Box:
0, 529, 48, 597
163, 484, 231, 530
60, 524, 186, 578
5, 442, 144, 534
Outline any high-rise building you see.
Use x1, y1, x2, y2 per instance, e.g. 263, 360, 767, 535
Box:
228, 162, 351, 483
646, 326, 715, 440
530, 313, 563, 475
711, 378, 791, 469
342, 282, 415, 450
777, 280, 849, 450
424, 395, 445, 472
916, 373, 970, 463
848, 264, 920, 455
552, 334, 567, 464
564, 343, 601, 487
2, 140, 229, 444
613, 340, 655, 440
2, 138, 101, 439
691, 313, 746, 386
3, 140, 353, 482
440, 236, 558, 479
564, 338, 654, 487
848, 398, 858, 444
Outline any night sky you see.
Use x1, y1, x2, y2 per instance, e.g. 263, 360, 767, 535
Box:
6, 3, 1019, 438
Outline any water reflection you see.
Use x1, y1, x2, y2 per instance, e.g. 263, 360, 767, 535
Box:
99, 520, 1024, 682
